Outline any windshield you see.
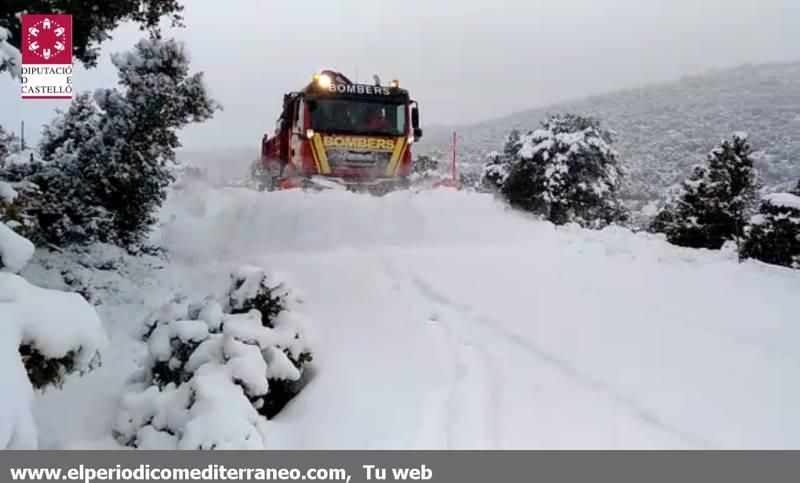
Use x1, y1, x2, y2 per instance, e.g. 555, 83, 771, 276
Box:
308, 99, 407, 137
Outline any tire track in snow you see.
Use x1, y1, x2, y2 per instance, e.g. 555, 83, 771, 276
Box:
408, 274, 716, 450
378, 253, 501, 449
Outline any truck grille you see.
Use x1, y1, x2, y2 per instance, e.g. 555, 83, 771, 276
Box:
326, 149, 392, 168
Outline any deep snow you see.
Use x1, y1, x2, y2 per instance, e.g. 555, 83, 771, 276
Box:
31, 182, 800, 449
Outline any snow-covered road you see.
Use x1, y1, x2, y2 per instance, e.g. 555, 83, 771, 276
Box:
35, 185, 800, 449
155, 186, 800, 449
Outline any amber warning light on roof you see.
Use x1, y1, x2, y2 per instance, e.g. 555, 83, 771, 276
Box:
20, 14, 73, 100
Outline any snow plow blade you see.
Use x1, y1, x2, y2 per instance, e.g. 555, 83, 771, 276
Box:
277, 176, 411, 195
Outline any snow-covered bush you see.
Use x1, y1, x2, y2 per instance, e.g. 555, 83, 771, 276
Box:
12, 38, 219, 248
0, 228, 106, 448
1, 178, 32, 271
653, 133, 759, 249
741, 192, 800, 269
114, 266, 312, 450
2, 159, 107, 449
492, 116, 627, 228
481, 129, 521, 191
412, 155, 441, 176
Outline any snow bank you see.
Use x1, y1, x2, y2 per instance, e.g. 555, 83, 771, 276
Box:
0, 319, 37, 449
0, 181, 16, 202
156, 185, 534, 261
0, 223, 34, 272
0, 273, 107, 449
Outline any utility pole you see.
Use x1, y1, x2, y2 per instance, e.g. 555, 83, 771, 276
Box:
20, 120, 25, 151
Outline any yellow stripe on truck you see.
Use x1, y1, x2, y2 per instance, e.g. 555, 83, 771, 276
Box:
308, 136, 322, 173
313, 135, 331, 174
386, 136, 406, 176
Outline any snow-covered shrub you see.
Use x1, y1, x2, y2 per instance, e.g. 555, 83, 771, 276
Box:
0, 260, 106, 448
0, 155, 41, 244
481, 129, 521, 191
115, 266, 312, 450
14, 38, 219, 248
653, 133, 759, 249
1, 178, 33, 271
1, 166, 107, 448
741, 192, 800, 269
411, 155, 441, 177
458, 164, 483, 191
493, 116, 627, 228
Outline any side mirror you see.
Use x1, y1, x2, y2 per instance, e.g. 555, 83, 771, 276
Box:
413, 128, 423, 140
411, 106, 420, 129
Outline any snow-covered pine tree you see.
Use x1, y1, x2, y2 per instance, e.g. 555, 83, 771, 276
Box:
482, 128, 521, 191
658, 134, 759, 249
741, 191, 800, 269
86, 36, 219, 247
500, 115, 626, 227
25, 37, 219, 247
22, 93, 112, 245
39, 93, 101, 163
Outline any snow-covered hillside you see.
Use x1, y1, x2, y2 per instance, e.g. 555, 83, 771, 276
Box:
420, 62, 800, 208
31, 182, 800, 449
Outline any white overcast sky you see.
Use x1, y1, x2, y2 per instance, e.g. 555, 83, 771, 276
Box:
2, 0, 799, 149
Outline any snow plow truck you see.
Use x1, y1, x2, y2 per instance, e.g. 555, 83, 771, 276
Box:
260, 70, 424, 193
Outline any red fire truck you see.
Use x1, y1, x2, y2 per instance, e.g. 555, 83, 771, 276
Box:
260, 70, 423, 192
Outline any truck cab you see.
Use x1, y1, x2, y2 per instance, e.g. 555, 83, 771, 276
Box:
261, 70, 422, 191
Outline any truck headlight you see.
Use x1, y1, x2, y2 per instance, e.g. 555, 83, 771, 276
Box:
316, 74, 332, 89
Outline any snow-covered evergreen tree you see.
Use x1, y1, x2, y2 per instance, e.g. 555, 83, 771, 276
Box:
17, 37, 218, 248
655, 134, 759, 249
481, 128, 521, 191
88, 36, 219, 247
741, 192, 800, 269
39, 93, 101, 163
21, 94, 112, 246
115, 266, 312, 449
498, 115, 626, 227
